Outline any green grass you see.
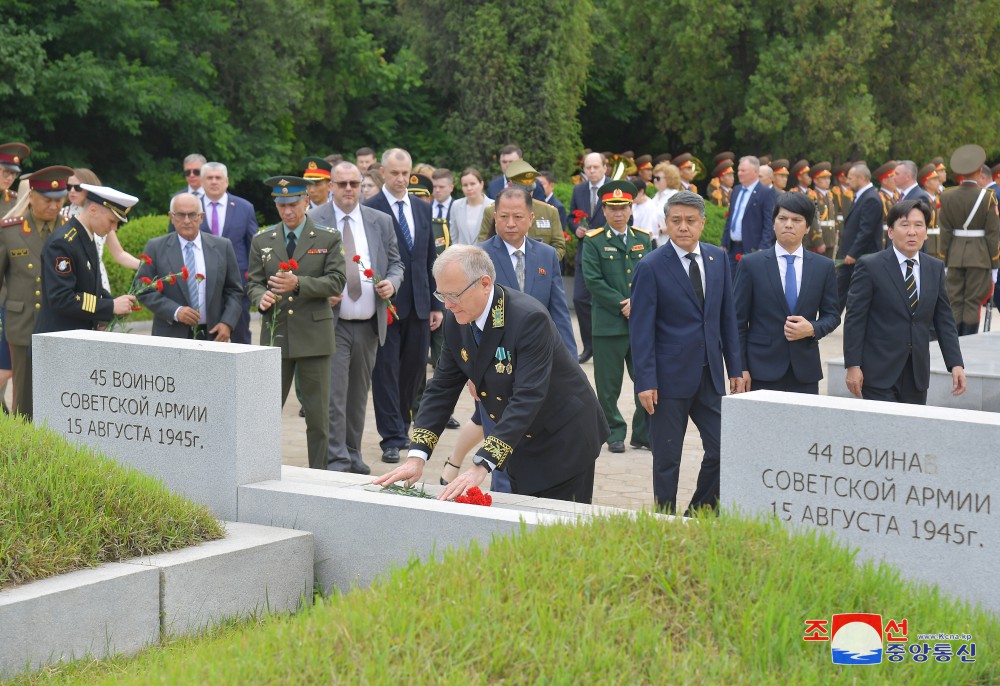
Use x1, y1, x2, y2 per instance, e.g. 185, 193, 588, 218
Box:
10, 512, 997, 684
0, 413, 223, 589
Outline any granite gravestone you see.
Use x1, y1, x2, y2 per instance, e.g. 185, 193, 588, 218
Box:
33, 331, 282, 520
721, 391, 998, 613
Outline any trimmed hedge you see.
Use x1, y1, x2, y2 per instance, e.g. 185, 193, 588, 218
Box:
103, 215, 171, 322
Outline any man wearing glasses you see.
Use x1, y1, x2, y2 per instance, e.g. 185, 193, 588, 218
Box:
374, 244, 608, 504
178, 154, 206, 202
310, 162, 403, 474
135, 193, 244, 342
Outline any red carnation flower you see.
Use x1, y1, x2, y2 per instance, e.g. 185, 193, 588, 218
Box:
735, 252, 742, 262
139, 254, 152, 266
386, 309, 394, 325
352, 254, 362, 263
279, 261, 290, 271
180, 267, 189, 280
155, 279, 164, 292
363, 268, 374, 278
196, 273, 205, 282
140, 276, 152, 285
168, 274, 177, 285
288, 258, 299, 271
131, 305, 143, 312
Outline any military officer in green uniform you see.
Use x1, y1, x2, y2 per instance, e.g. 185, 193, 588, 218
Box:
0, 143, 29, 218
709, 158, 734, 207
919, 163, 943, 257
1, 165, 73, 417
407, 173, 433, 201
811, 162, 838, 255
939, 145, 1000, 335
477, 160, 565, 259
830, 162, 854, 259
247, 176, 347, 469
581, 180, 652, 453
788, 160, 824, 252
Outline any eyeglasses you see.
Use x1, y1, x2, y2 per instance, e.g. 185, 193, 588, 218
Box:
333, 181, 361, 189
171, 211, 203, 221
433, 277, 482, 305
66, 184, 83, 192
184, 169, 201, 177
652, 176, 663, 181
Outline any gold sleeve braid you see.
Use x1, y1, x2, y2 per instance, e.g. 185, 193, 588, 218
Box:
481, 435, 513, 469
410, 428, 439, 451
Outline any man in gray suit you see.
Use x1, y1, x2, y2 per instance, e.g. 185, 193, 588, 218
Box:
137, 193, 243, 341
310, 162, 404, 474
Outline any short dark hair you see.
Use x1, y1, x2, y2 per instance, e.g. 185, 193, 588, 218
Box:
773, 192, 816, 226
537, 170, 555, 184
431, 168, 453, 182
495, 185, 532, 210
886, 198, 931, 228
356, 147, 375, 158
499, 144, 523, 158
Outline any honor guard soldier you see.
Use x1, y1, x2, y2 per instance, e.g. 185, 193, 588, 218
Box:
811, 162, 838, 255
939, 145, 1000, 335
634, 154, 654, 188
709, 159, 735, 207
2, 166, 73, 418
708, 152, 735, 205
830, 162, 854, 244
477, 160, 565, 259
301, 156, 333, 210
771, 158, 790, 193
0, 143, 30, 217
874, 160, 898, 214
581, 180, 652, 453
672, 153, 699, 195
407, 173, 433, 201
918, 163, 943, 257
788, 160, 824, 252
247, 175, 347, 468
931, 156, 950, 189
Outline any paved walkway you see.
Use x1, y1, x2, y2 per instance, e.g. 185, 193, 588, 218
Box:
7, 314, 843, 512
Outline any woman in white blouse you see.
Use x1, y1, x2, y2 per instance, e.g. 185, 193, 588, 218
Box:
447, 167, 494, 245
649, 162, 681, 246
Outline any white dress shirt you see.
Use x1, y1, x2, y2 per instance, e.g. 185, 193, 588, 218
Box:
669, 239, 706, 295
335, 204, 377, 320
774, 243, 804, 296
383, 187, 415, 246
204, 192, 229, 236
893, 246, 920, 297
433, 197, 452, 221
176, 233, 207, 324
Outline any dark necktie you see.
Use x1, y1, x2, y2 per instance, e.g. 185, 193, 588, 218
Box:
472, 323, 482, 346
286, 230, 297, 259
686, 253, 704, 307
783, 254, 798, 312
513, 249, 525, 290
904, 258, 918, 313
436, 203, 444, 220
397, 201, 413, 250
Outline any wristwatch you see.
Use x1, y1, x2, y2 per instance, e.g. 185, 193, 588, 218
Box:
471, 454, 495, 473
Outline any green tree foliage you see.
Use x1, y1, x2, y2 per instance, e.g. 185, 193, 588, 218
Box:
399, 0, 596, 178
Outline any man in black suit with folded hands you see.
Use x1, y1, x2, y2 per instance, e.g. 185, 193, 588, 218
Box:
374, 244, 608, 503
844, 198, 966, 404
735, 192, 841, 394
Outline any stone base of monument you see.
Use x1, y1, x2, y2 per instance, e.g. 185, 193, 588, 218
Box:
827, 331, 1000, 411
0, 522, 313, 679
0, 563, 160, 678
721, 390, 999, 614
238, 466, 639, 593
122, 522, 313, 636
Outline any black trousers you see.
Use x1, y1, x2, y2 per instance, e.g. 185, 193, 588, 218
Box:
751, 366, 819, 395
518, 463, 596, 504
861, 355, 927, 405
372, 312, 430, 450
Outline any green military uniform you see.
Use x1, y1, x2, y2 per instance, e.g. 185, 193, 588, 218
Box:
247, 177, 346, 469
581, 180, 651, 450
939, 145, 1000, 334
810, 163, 838, 255
830, 163, 854, 259
788, 160, 825, 252
0, 188, 18, 218
709, 158, 734, 208
477, 160, 566, 259
918, 163, 942, 258
0, 143, 30, 218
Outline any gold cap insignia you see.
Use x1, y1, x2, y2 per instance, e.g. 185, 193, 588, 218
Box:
410, 175, 418, 184
613, 188, 623, 198
51, 180, 59, 188
308, 161, 317, 170
278, 179, 289, 187
13, 156, 19, 164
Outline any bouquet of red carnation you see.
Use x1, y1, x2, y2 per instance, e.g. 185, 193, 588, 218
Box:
265, 259, 298, 347
570, 209, 590, 232
454, 486, 492, 506
352, 254, 399, 325
110, 262, 192, 332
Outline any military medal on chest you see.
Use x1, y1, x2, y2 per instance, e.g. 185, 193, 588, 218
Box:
494, 347, 512, 374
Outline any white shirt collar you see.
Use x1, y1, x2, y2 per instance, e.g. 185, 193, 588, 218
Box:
473, 285, 496, 332
179, 232, 203, 250
898, 183, 918, 197
742, 180, 759, 194
382, 186, 409, 207
775, 243, 804, 259
504, 236, 527, 255
669, 239, 701, 259
204, 192, 227, 206
333, 202, 363, 227
856, 183, 874, 198
893, 246, 919, 265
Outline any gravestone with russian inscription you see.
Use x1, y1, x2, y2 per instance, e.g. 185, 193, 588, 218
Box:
33, 331, 282, 520
721, 391, 998, 613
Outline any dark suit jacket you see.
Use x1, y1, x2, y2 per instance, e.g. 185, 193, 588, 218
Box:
734, 248, 840, 383
308, 203, 404, 345
901, 185, 933, 208
135, 232, 244, 339
838, 186, 884, 259
844, 248, 963, 390
408, 286, 608, 494
481, 235, 576, 356
722, 183, 776, 252
35, 217, 114, 334
545, 193, 568, 232
486, 176, 546, 201
630, 242, 742, 398
364, 191, 441, 321
568, 178, 608, 268
177, 194, 259, 278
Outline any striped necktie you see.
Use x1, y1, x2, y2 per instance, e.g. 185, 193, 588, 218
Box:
904, 258, 918, 313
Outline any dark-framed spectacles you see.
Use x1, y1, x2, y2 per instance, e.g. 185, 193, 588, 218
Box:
184, 169, 201, 177
171, 211, 203, 221
66, 184, 83, 192
652, 175, 663, 182
433, 277, 482, 305
333, 181, 361, 189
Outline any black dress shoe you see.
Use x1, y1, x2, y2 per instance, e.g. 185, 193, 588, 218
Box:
629, 439, 650, 450
608, 440, 626, 453
446, 416, 461, 429
298, 407, 306, 418
578, 349, 593, 364
350, 461, 372, 476
381, 447, 400, 464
